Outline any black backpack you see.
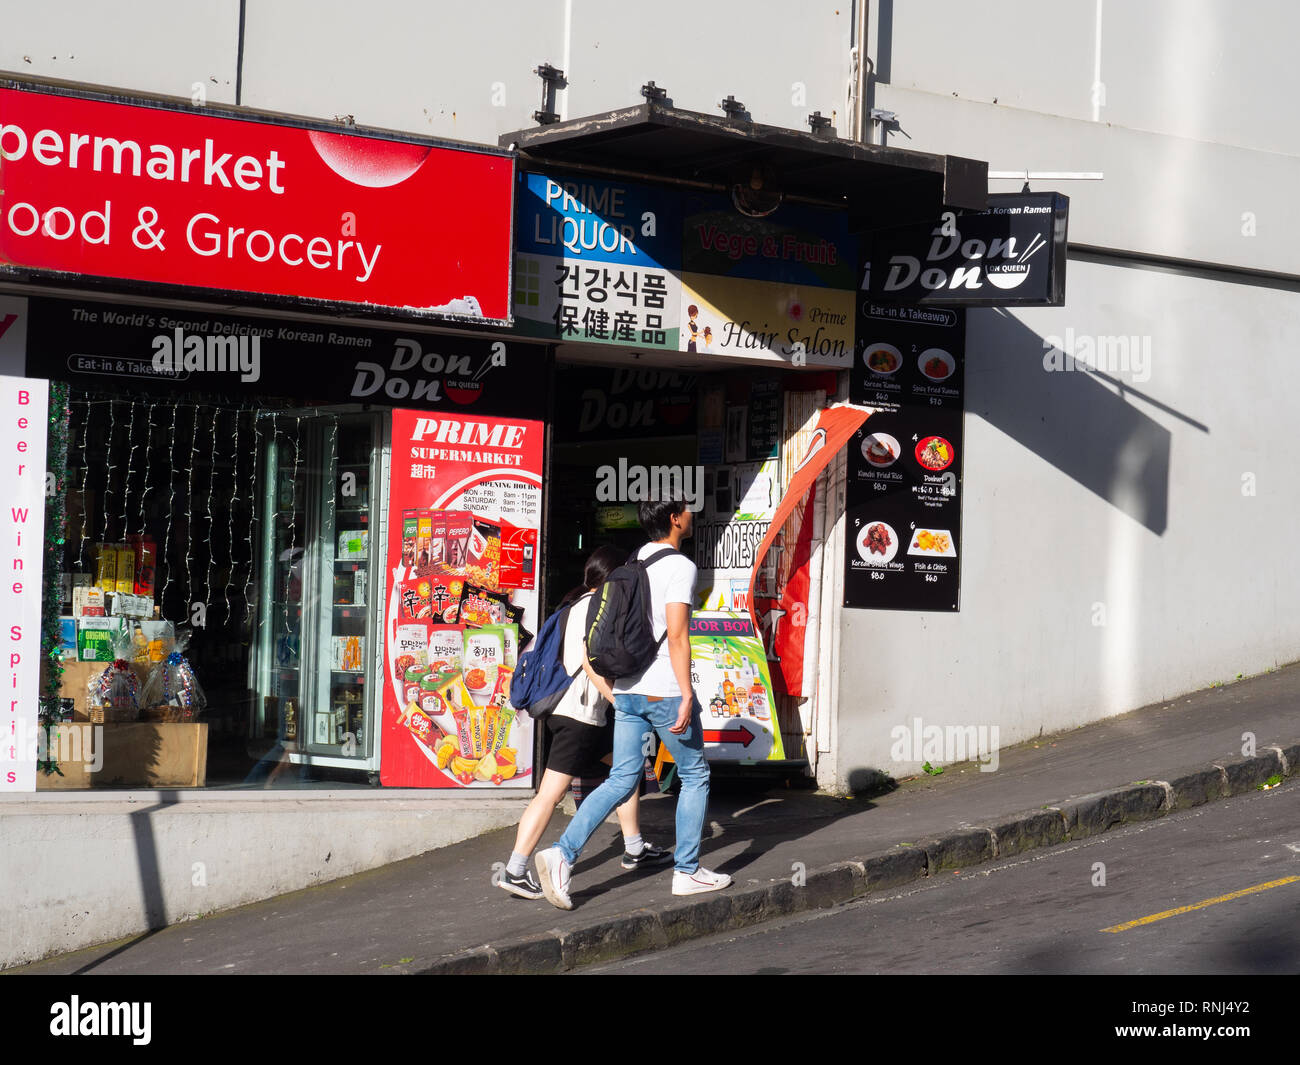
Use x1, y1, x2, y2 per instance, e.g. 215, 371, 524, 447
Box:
584, 547, 679, 680
510, 602, 580, 719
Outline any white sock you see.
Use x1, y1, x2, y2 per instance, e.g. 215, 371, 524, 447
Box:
507, 851, 529, 877
623, 833, 644, 855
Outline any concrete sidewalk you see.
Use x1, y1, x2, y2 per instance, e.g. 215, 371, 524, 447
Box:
11, 661, 1300, 975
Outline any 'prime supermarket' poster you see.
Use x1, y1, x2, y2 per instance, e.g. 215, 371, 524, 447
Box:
380, 410, 542, 788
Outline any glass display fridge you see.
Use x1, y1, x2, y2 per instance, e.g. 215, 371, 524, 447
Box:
254, 408, 389, 781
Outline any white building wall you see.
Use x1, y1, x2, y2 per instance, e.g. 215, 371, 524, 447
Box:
825, 1, 1300, 788
834, 258, 1300, 785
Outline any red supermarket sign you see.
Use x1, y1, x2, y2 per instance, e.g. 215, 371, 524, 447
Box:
0, 82, 513, 321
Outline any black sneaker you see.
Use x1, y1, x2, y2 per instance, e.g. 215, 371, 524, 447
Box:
621, 842, 674, 870
498, 867, 544, 900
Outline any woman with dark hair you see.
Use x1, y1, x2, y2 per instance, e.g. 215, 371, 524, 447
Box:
497, 545, 671, 899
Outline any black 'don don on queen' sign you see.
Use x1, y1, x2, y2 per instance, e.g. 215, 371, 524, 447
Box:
845, 304, 964, 611
24, 296, 546, 417
865, 192, 1068, 307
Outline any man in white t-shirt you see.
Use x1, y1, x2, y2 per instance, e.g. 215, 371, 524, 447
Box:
535, 499, 732, 908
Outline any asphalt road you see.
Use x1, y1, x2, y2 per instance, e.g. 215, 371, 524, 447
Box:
585, 779, 1300, 975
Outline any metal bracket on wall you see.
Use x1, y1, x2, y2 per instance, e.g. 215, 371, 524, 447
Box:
869, 107, 898, 132
807, 111, 834, 137
719, 95, 749, 120
533, 63, 565, 125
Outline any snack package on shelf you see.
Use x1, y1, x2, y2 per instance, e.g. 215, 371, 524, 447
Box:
336, 529, 368, 561
58, 617, 77, 661
137, 619, 176, 663
115, 544, 136, 596
110, 591, 154, 619
78, 616, 128, 661
134, 536, 158, 597
139, 629, 207, 720
95, 543, 117, 594
73, 585, 107, 618
332, 635, 365, 672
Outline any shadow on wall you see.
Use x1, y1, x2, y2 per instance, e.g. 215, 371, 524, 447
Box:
966, 305, 1209, 537
74, 792, 181, 974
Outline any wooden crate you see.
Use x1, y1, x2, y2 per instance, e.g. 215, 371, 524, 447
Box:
35, 722, 209, 789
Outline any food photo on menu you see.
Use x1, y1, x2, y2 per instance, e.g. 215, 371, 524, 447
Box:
865, 341, 902, 375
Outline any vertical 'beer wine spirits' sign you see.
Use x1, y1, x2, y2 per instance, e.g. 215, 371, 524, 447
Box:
1, 375, 48, 791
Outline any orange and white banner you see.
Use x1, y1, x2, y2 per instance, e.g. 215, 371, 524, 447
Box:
747, 403, 870, 693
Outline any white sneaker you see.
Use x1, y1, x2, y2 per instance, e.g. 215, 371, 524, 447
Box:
672, 867, 732, 896
534, 847, 573, 910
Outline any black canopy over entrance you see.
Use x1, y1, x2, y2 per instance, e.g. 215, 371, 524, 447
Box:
502, 101, 987, 232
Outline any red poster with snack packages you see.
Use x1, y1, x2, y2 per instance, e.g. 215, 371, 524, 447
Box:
381, 410, 543, 789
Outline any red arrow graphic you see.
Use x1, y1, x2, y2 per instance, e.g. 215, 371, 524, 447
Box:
703, 724, 755, 747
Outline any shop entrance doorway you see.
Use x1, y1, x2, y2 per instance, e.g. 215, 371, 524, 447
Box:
546, 360, 836, 769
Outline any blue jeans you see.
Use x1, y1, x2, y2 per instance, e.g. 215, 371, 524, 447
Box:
556, 694, 711, 874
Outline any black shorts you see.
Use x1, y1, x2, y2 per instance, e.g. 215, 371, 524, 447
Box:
543, 714, 614, 778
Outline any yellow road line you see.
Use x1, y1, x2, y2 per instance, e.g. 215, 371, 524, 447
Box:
1102, 875, 1300, 933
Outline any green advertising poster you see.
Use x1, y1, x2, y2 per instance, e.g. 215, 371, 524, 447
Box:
689, 612, 784, 762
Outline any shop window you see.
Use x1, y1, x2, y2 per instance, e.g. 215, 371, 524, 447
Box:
43, 392, 384, 790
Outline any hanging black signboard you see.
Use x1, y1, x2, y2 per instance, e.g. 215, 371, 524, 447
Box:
864, 192, 1068, 307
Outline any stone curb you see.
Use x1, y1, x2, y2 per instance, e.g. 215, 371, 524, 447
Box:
415, 743, 1299, 974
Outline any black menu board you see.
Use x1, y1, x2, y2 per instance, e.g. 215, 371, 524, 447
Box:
844, 302, 965, 611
